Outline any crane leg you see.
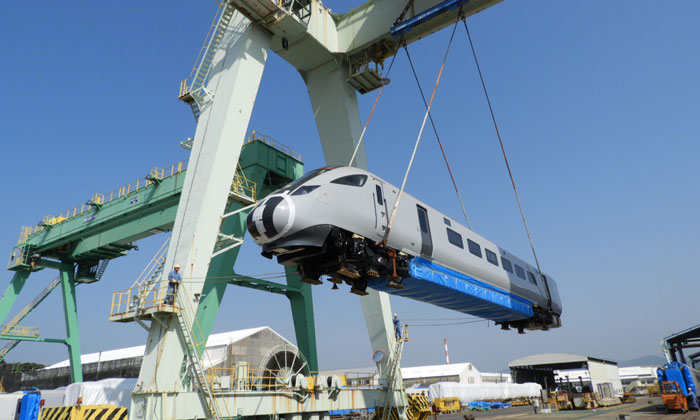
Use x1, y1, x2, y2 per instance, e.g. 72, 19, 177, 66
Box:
303, 60, 406, 417
131, 13, 271, 418
301, 60, 368, 169
60, 266, 83, 383
0, 271, 30, 325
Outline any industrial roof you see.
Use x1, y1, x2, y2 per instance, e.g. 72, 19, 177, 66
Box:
401, 363, 478, 379
44, 326, 275, 369
508, 353, 617, 369
618, 366, 657, 378
664, 324, 700, 346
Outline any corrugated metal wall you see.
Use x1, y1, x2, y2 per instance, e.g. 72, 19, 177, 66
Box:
588, 360, 623, 397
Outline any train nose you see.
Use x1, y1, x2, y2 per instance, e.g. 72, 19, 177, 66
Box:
246, 195, 295, 242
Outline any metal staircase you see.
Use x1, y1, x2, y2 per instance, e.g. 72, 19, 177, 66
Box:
131, 236, 170, 303
175, 286, 223, 420
380, 332, 407, 420
0, 275, 62, 360
94, 260, 109, 281
179, 1, 237, 120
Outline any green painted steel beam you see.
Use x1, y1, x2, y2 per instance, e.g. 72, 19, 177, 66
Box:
12, 139, 305, 268
0, 271, 30, 325
229, 151, 317, 370
26, 174, 185, 261
2, 137, 311, 381
191, 199, 249, 356
190, 139, 304, 355
239, 139, 304, 197
0, 335, 67, 343
229, 275, 301, 295
284, 266, 318, 372
60, 268, 83, 383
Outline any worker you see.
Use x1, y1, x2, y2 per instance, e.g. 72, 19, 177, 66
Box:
393, 313, 401, 340
532, 397, 540, 414
165, 264, 181, 305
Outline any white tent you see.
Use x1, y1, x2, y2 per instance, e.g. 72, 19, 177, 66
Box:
64, 378, 137, 407
44, 326, 276, 370
429, 381, 542, 404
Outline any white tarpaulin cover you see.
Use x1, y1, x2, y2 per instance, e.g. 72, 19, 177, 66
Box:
64, 378, 137, 407
0, 392, 24, 420
428, 382, 542, 403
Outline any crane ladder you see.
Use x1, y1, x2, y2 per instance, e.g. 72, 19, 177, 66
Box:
175, 286, 224, 420
179, 1, 237, 120
94, 260, 110, 281
380, 336, 406, 420
0, 275, 62, 361
127, 236, 170, 309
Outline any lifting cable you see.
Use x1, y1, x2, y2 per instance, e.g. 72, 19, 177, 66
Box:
461, 19, 553, 311
403, 44, 473, 230
383, 20, 460, 243
348, 52, 400, 167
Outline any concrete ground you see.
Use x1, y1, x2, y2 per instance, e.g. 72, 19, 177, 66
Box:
433, 398, 700, 420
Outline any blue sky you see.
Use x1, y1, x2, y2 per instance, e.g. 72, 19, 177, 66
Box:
0, 1, 699, 372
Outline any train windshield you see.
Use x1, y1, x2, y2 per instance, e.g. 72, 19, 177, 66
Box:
274, 166, 338, 195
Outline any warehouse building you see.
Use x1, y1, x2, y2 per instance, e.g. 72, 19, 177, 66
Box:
329, 362, 485, 388
618, 366, 658, 393
509, 353, 622, 398
402, 363, 481, 387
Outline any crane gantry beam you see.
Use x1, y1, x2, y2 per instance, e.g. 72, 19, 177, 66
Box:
237, 0, 502, 74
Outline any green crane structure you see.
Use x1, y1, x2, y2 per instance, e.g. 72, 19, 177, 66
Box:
1, 135, 312, 382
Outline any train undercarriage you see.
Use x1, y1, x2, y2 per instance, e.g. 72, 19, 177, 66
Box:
261, 226, 411, 295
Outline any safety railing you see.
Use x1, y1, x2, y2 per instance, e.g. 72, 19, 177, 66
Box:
201, 365, 379, 391
231, 163, 256, 201
400, 324, 409, 342
245, 130, 302, 161
278, 0, 312, 22
179, 79, 190, 99
133, 237, 170, 289
313, 370, 379, 388
17, 227, 33, 245
0, 325, 39, 338
18, 160, 188, 241
110, 283, 178, 320
203, 366, 318, 391
7, 244, 32, 270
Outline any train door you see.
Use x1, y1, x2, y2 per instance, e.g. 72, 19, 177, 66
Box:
373, 182, 388, 236
416, 205, 433, 258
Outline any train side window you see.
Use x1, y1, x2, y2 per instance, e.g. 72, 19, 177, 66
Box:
501, 257, 513, 273
527, 272, 538, 285
467, 239, 482, 258
443, 218, 451, 226
485, 249, 498, 266
375, 185, 384, 205
417, 206, 429, 233
331, 174, 367, 187
515, 265, 526, 279
446, 228, 463, 248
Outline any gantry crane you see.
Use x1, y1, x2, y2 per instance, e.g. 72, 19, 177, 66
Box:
124, 1, 504, 420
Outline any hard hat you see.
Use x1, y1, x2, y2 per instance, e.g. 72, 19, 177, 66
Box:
394, 313, 397, 317
174, 264, 180, 268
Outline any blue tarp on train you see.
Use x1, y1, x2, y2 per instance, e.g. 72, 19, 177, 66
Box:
467, 401, 512, 410
370, 257, 534, 322
18, 389, 41, 420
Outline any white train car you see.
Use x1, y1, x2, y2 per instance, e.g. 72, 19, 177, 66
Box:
247, 166, 561, 331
